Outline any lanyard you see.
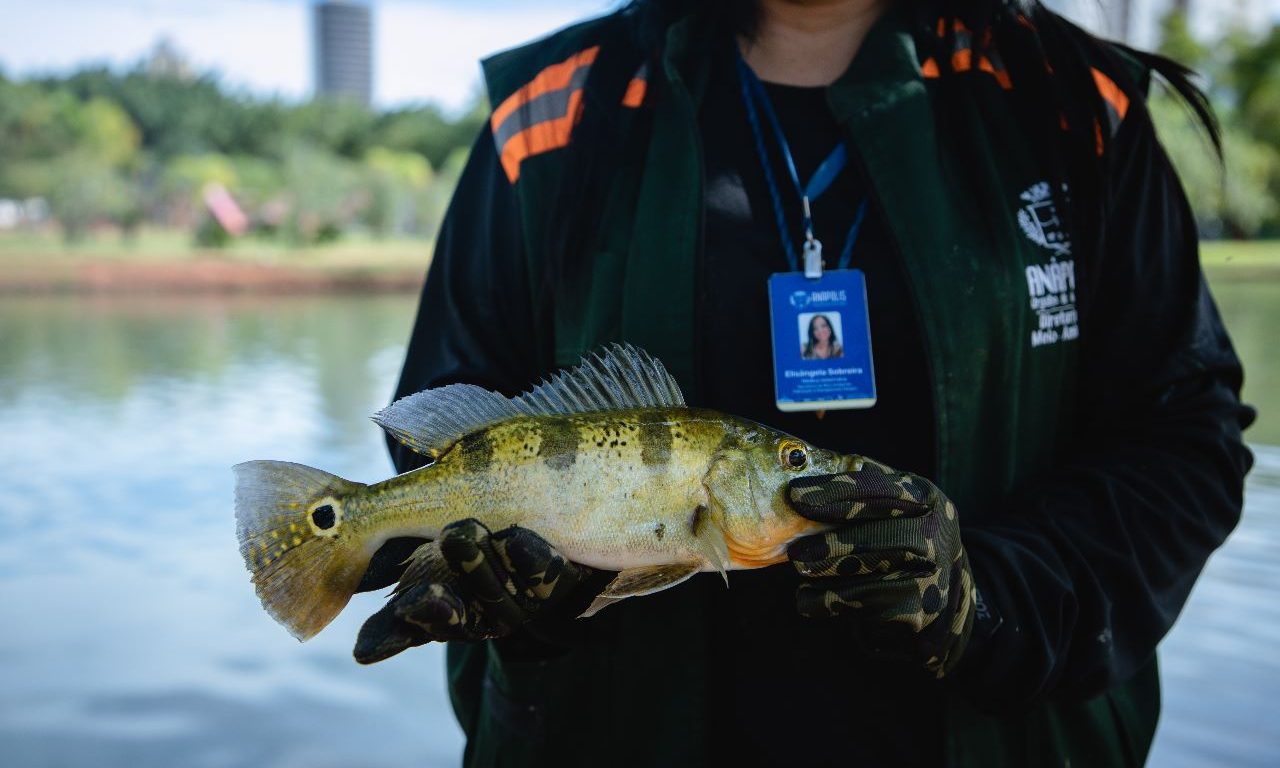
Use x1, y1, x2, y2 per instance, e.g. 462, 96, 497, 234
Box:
736, 51, 869, 276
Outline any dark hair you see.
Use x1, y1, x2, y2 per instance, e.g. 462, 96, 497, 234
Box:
804, 314, 840, 357
540, 0, 1217, 320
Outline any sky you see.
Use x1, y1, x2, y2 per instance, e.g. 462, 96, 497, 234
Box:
0, 0, 1276, 113
0, 0, 611, 112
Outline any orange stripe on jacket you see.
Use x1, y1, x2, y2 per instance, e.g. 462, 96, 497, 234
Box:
978, 56, 1012, 89
1090, 67, 1129, 122
622, 77, 647, 108
491, 46, 600, 131
499, 88, 584, 182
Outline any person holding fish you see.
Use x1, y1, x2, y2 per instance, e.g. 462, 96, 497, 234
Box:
233, 0, 1253, 764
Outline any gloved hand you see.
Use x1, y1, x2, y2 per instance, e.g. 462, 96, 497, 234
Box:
353, 518, 596, 664
786, 456, 976, 678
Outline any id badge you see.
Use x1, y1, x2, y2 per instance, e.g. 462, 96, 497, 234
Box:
767, 269, 877, 411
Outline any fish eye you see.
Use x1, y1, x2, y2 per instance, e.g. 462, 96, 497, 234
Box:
778, 440, 808, 471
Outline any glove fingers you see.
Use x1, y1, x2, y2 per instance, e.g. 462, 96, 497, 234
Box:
796, 574, 947, 634
439, 518, 527, 633
397, 581, 496, 639
788, 517, 940, 577
489, 526, 583, 605
792, 546, 936, 580
353, 580, 496, 664
788, 460, 936, 523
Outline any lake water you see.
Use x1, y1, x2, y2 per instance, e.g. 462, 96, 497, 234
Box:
0, 282, 1275, 767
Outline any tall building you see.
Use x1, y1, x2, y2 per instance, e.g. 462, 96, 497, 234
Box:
313, 1, 373, 106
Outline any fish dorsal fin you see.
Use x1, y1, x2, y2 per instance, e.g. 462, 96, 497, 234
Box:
373, 384, 520, 460
373, 344, 684, 459
512, 343, 685, 416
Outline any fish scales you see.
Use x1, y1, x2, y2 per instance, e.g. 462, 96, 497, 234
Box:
348, 410, 728, 571
234, 344, 847, 644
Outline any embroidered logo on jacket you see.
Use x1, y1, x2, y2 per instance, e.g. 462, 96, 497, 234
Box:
1016, 182, 1071, 257
1018, 182, 1078, 348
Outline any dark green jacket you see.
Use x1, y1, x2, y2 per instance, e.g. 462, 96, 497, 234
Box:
391, 6, 1253, 766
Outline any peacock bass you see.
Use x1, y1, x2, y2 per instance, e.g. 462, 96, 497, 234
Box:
235, 344, 848, 642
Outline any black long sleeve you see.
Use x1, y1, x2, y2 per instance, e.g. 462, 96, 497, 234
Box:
388, 130, 545, 475
956, 107, 1256, 708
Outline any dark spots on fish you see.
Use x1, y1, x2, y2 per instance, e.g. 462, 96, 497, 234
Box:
312, 505, 336, 530
654, 523, 665, 540
715, 431, 740, 454
461, 431, 495, 473
639, 420, 673, 466
537, 421, 579, 471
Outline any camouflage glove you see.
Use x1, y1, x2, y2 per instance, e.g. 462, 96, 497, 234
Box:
353, 518, 595, 664
786, 457, 976, 678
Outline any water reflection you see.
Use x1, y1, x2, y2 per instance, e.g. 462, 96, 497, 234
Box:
0, 287, 1275, 767
0, 294, 463, 768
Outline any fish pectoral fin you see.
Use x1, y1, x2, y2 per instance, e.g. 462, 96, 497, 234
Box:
689, 505, 731, 586
579, 563, 701, 618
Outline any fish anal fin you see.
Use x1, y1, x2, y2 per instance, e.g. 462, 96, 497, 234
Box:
579, 562, 700, 618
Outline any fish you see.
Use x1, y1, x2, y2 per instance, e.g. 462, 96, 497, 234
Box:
234, 343, 849, 643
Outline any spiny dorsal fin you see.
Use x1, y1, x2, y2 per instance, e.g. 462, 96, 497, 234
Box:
373, 343, 684, 459
513, 343, 685, 416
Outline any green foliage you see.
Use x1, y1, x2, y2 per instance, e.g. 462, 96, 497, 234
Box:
50, 67, 286, 159
372, 97, 486, 168
0, 59, 486, 244
1153, 10, 1280, 237
1152, 97, 1280, 238
1157, 10, 1206, 69
281, 144, 368, 244
9, 153, 134, 241
195, 214, 232, 247
363, 147, 434, 237
1226, 25, 1280, 150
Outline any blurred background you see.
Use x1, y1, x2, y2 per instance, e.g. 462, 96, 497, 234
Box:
0, 1, 1277, 766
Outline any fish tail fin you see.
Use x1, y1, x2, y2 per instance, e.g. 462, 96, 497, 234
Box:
234, 460, 370, 641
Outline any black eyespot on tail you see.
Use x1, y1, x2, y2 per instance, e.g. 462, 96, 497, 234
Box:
312, 505, 336, 530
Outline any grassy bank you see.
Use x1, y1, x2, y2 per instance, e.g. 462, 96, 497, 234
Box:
0, 229, 431, 293
0, 229, 1276, 293
1201, 240, 1280, 282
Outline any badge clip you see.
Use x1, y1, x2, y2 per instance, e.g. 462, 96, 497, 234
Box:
803, 237, 823, 279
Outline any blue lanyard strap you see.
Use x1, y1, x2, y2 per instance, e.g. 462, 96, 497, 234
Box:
735, 50, 867, 273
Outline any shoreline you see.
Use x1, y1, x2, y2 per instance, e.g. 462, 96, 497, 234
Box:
0, 257, 426, 295
0, 240, 1275, 295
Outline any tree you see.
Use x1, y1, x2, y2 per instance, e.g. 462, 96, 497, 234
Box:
363, 146, 433, 236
